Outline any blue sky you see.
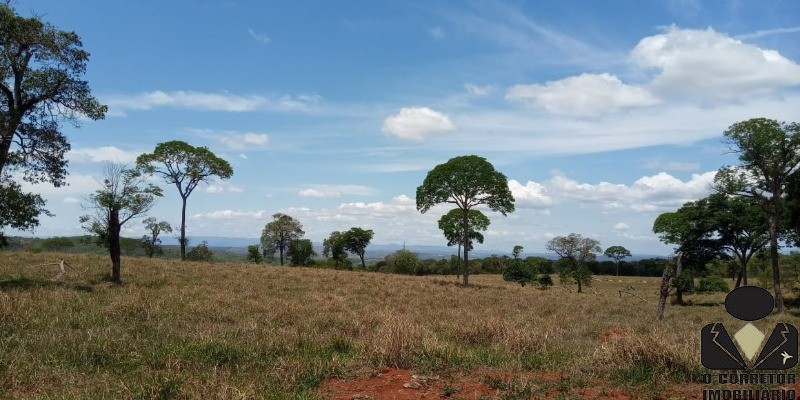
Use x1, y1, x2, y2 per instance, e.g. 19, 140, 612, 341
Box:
11, 0, 800, 256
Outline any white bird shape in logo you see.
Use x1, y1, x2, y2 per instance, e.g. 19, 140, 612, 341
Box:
781, 351, 793, 365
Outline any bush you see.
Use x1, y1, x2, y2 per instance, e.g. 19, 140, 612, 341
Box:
41, 236, 75, 251
672, 271, 695, 294
697, 275, 730, 293
186, 241, 214, 262
246, 244, 262, 264
287, 239, 315, 266
538, 274, 553, 289
384, 249, 419, 274
503, 259, 536, 287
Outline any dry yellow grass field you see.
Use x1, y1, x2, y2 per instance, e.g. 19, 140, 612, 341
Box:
0, 251, 797, 399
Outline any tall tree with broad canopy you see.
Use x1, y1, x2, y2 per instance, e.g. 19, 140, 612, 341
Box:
261, 213, 304, 266
706, 193, 768, 287
136, 141, 233, 261
437, 208, 490, 270
140, 217, 172, 258
80, 164, 161, 284
417, 155, 515, 285
343, 227, 374, 269
603, 246, 631, 276
714, 118, 800, 312
0, 4, 106, 239
512, 245, 524, 259
287, 239, 315, 266
546, 233, 601, 293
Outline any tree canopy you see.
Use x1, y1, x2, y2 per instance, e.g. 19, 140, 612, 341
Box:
322, 230, 348, 268
546, 233, 601, 293
417, 155, 514, 285
0, 4, 106, 239
261, 213, 304, 266
714, 118, 800, 312
343, 227, 374, 269
136, 140, 233, 260
603, 246, 631, 276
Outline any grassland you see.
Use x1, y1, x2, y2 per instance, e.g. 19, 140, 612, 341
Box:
0, 251, 797, 399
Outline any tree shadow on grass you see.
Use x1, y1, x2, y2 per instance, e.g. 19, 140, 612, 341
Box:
431, 279, 491, 289
0, 277, 93, 292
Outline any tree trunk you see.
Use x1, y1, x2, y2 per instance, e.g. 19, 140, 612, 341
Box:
657, 253, 679, 320
461, 210, 469, 286
0, 132, 13, 176
279, 244, 285, 266
456, 242, 461, 280
769, 217, 785, 312
615, 260, 620, 276
109, 209, 122, 284
180, 196, 188, 261
360, 253, 366, 269
735, 266, 743, 289
576, 274, 582, 293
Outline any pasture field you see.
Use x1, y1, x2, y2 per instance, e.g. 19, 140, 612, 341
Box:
0, 251, 797, 399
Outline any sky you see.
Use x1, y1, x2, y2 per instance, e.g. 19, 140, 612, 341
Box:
9, 0, 800, 256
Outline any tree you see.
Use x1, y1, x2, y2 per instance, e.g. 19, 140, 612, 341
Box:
603, 246, 631, 276
417, 155, 515, 285
512, 245, 524, 259
706, 193, 768, 287
0, 4, 106, 238
713, 118, 800, 312
287, 239, 315, 266
246, 244, 262, 264
260, 213, 304, 266
437, 208, 490, 272
343, 227, 374, 269
186, 240, 213, 262
136, 141, 233, 261
322, 230, 348, 268
503, 258, 536, 287
140, 217, 172, 258
80, 164, 161, 284
384, 249, 420, 275
546, 233, 601, 293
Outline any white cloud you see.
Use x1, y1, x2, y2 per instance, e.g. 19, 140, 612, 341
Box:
632, 26, 800, 100
381, 107, 456, 141
464, 83, 493, 95
735, 26, 800, 40
219, 132, 270, 149
643, 160, 700, 171
613, 222, 630, 232
68, 146, 141, 164
193, 210, 267, 220
105, 91, 322, 116
546, 170, 716, 212
238, 154, 249, 160
507, 179, 553, 209
248, 28, 271, 44
63, 197, 81, 205
20, 173, 103, 196
205, 182, 245, 194
506, 73, 660, 117
298, 184, 377, 198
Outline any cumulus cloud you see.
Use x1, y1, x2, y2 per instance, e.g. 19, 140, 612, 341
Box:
19, 173, 103, 196
298, 184, 377, 198
192, 210, 268, 220
507, 179, 553, 209
205, 182, 245, 194
219, 132, 270, 149
69, 146, 141, 164
632, 26, 800, 100
63, 197, 81, 205
381, 107, 456, 140
613, 222, 630, 232
506, 73, 660, 117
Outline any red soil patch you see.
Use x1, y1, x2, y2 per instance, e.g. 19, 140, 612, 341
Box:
317, 368, 636, 400
600, 327, 629, 342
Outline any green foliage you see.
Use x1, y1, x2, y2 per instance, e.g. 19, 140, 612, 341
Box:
437, 208, 490, 252
537, 274, 554, 289
604, 245, 631, 276
136, 141, 233, 260
343, 227, 374, 269
547, 233, 600, 293
417, 155, 514, 285
260, 213, 304, 266
322, 231, 348, 268
186, 241, 214, 262
512, 245, 523, 259
287, 239, 315, 266
502, 258, 536, 287
40, 237, 75, 252
0, 4, 106, 238
246, 244, 262, 264
671, 271, 695, 294
140, 217, 172, 258
697, 275, 730, 293
384, 249, 420, 274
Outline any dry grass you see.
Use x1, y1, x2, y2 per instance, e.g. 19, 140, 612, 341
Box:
0, 251, 797, 399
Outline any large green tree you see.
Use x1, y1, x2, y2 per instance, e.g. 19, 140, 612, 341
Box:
714, 118, 800, 312
417, 155, 515, 285
603, 246, 631, 276
706, 193, 768, 287
546, 233, 601, 293
261, 213, 304, 266
136, 141, 233, 261
287, 239, 315, 266
80, 164, 161, 284
0, 4, 106, 238
343, 227, 374, 269
322, 230, 348, 268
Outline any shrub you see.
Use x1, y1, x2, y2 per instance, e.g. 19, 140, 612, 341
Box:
246, 244, 262, 264
697, 275, 730, 293
186, 241, 214, 262
671, 271, 695, 294
384, 249, 419, 274
287, 239, 315, 266
503, 259, 536, 287
538, 274, 553, 289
